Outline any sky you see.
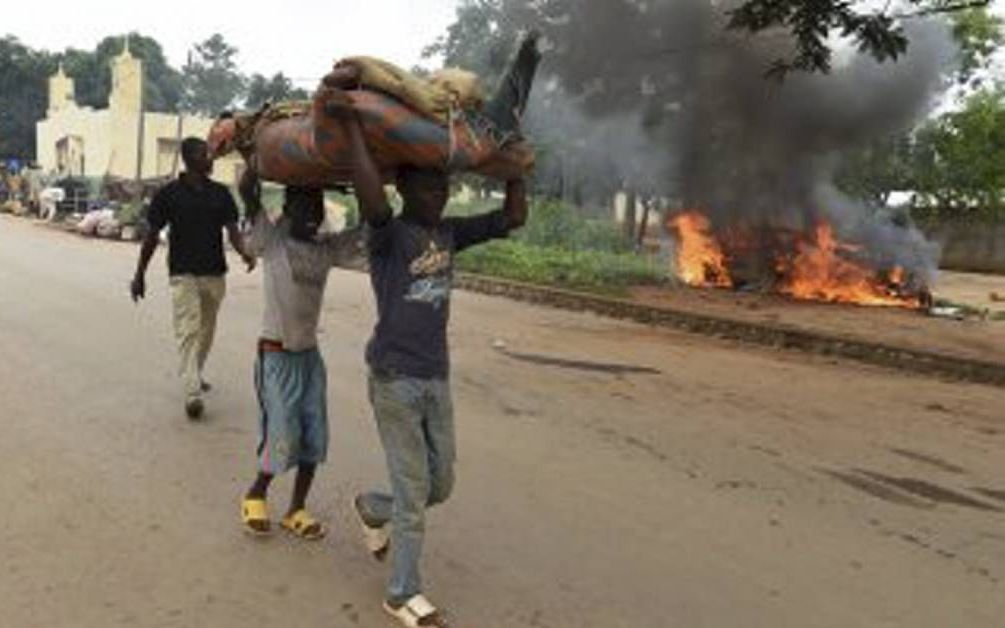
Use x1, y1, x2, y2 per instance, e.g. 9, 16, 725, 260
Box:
2, 0, 462, 87
6, 0, 1005, 93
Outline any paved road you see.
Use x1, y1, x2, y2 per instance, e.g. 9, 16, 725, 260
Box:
1, 214, 1003, 627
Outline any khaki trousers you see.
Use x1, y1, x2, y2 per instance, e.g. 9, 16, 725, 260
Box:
170, 275, 226, 401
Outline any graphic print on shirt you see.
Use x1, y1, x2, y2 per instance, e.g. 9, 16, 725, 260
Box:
405, 239, 452, 309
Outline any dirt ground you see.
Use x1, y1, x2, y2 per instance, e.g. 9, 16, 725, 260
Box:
937, 271, 1005, 316
630, 271, 1005, 365
1, 213, 1004, 628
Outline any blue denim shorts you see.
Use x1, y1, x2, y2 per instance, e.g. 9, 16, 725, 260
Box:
255, 345, 328, 474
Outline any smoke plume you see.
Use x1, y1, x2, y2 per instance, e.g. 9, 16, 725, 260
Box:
507, 0, 956, 286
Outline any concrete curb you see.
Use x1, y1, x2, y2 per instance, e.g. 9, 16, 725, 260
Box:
455, 274, 1005, 388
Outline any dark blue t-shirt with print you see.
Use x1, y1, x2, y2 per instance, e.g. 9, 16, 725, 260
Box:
365, 210, 509, 379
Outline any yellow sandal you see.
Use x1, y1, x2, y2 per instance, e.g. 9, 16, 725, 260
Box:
241, 497, 272, 536
281, 509, 327, 540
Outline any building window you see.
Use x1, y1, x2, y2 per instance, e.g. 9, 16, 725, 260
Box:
157, 138, 181, 177
56, 135, 85, 176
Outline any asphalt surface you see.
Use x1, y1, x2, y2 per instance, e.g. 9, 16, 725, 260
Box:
2, 214, 1003, 627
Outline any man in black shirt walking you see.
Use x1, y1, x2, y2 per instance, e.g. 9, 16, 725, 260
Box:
131, 137, 255, 419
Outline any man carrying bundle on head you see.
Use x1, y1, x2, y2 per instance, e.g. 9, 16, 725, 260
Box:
321, 36, 540, 628
207, 31, 542, 190
237, 178, 359, 539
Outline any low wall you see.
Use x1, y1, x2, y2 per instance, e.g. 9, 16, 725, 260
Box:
925, 221, 1005, 275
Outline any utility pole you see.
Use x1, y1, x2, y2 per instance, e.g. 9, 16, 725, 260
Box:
132, 35, 145, 183
171, 50, 192, 178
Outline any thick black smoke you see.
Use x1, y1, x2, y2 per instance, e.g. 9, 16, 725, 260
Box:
505, 0, 954, 285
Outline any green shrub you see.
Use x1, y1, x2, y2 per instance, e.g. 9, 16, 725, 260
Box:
116, 200, 144, 226
449, 197, 632, 253
456, 240, 666, 294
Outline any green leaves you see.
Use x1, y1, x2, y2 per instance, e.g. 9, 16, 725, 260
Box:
836, 133, 916, 207
0, 36, 56, 158
951, 8, 1005, 85
457, 240, 664, 293
181, 34, 246, 116
0, 32, 185, 158
71, 34, 184, 112
244, 73, 309, 110
728, 0, 909, 78
838, 89, 1005, 220
728, 0, 992, 79
422, 0, 516, 89
918, 89, 1005, 217
452, 197, 662, 293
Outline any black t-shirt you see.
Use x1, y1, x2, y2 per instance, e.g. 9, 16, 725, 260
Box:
147, 176, 239, 276
365, 210, 510, 379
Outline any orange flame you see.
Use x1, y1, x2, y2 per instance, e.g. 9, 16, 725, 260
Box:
777, 223, 919, 308
670, 211, 733, 288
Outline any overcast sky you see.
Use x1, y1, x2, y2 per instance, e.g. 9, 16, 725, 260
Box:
8, 0, 1005, 91
3, 0, 461, 86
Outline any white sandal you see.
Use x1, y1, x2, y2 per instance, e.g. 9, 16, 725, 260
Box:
352, 494, 390, 560
383, 594, 448, 627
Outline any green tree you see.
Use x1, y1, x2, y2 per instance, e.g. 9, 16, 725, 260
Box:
480, 0, 988, 80
727, 0, 992, 78
244, 72, 308, 109
422, 0, 516, 89
421, 1, 525, 198
0, 36, 56, 159
910, 122, 952, 211
428, 0, 668, 207
834, 7, 1002, 209
0, 33, 188, 159
60, 34, 184, 113
950, 7, 1005, 87
835, 134, 916, 207
425, 0, 663, 211
182, 34, 246, 115
913, 90, 1005, 217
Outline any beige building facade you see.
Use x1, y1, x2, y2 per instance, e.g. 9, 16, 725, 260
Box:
36, 40, 242, 185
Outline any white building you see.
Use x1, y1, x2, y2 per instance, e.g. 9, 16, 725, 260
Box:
36, 39, 242, 185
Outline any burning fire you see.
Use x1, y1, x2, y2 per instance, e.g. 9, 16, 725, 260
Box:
668, 212, 922, 309
670, 211, 732, 288
776, 223, 919, 308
